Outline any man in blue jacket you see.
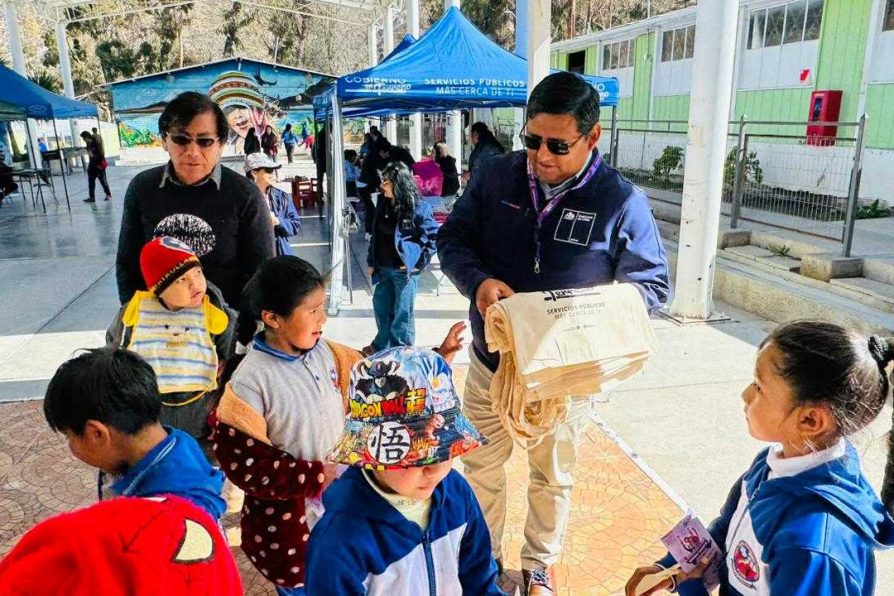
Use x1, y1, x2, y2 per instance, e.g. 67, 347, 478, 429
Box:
437, 71, 669, 595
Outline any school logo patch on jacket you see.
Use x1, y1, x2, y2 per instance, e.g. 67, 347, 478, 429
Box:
733, 540, 760, 584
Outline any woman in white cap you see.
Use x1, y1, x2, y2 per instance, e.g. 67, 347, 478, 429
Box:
246, 152, 301, 256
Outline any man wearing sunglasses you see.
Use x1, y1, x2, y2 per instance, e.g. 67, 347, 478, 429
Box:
438, 71, 669, 596
116, 92, 274, 308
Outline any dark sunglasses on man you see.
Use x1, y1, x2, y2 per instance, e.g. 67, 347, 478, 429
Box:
166, 133, 219, 148
520, 132, 586, 156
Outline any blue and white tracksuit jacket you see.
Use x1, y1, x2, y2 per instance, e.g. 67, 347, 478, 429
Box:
305, 467, 502, 595
662, 441, 894, 595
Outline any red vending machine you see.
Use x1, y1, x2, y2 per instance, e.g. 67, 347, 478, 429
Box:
806, 90, 842, 146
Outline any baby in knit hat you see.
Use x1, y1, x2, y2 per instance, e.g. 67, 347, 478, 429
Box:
106, 236, 235, 456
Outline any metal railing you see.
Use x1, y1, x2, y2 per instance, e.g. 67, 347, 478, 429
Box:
605, 116, 867, 256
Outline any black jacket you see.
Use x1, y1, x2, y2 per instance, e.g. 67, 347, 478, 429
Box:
244, 134, 261, 155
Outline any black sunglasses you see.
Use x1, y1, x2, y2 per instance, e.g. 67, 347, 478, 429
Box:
167, 133, 219, 148
520, 133, 585, 156
261, 167, 276, 174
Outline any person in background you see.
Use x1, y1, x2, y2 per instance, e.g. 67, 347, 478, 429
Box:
434, 141, 460, 207
313, 125, 327, 203
358, 136, 382, 235
359, 132, 374, 160
245, 152, 301, 256
261, 124, 279, 161
364, 162, 438, 355
81, 130, 111, 203
244, 126, 261, 155
37, 138, 48, 153
300, 121, 310, 150
0, 149, 17, 208
343, 149, 360, 197
91, 127, 104, 153
115, 91, 273, 308
376, 137, 415, 170
282, 123, 298, 164
464, 121, 505, 184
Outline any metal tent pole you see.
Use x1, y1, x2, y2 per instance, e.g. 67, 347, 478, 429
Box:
53, 119, 71, 211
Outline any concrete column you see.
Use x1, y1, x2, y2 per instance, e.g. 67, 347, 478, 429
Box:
445, 0, 462, 163
55, 22, 75, 98
5, 2, 41, 169
383, 6, 398, 144
56, 20, 80, 155
368, 22, 378, 67
366, 22, 377, 135
513, 0, 529, 149
668, 0, 739, 320
407, 0, 423, 158
527, 0, 551, 97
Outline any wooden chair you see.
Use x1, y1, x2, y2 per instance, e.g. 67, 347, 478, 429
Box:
290, 177, 319, 210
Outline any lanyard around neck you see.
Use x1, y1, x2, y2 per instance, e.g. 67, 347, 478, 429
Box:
525, 153, 602, 274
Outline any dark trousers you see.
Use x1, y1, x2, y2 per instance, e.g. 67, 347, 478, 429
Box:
358, 185, 375, 234
87, 164, 111, 199
284, 143, 295, 164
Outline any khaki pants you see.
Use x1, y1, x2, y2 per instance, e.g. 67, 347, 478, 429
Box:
462, 348, 592, 570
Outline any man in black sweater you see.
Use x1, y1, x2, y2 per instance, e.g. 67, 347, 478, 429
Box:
116, 92, 274, 307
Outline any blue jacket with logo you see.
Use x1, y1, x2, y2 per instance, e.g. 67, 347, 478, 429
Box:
305, 467, 501, 595
437, 149, 669, 370
368, 198, 440, 285
266, 186, 301, 256
665, 444, 894, 596
107, 426, 226, 522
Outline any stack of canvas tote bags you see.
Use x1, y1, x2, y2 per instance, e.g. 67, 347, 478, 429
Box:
484, 283, 658, 443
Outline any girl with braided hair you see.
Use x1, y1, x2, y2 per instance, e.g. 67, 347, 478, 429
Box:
628, 321, 894, 596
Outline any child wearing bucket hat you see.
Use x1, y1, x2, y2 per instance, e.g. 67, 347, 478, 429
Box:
305, 346, 502, 595
106, 236, 235, 453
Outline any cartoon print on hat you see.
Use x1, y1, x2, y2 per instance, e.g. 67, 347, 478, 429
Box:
154, 213, 217, 257
328, 346, 486, 470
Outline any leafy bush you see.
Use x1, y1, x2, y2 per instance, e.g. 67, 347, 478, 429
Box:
724, 148, 764, 186
653, 145, 684, 180
855, 200, 892, 220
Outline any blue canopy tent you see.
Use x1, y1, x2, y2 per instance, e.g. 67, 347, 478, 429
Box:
319, 8, 618, 314
0, 63, 99, 211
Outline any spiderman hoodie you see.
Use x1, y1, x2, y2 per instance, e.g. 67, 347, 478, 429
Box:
663, 441, 894, 596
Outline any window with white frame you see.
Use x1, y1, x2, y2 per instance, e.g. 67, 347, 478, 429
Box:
602, 39, 634, 70
870, 0, 894, 82
601, 38, 635, 97
740, 0, 823, 90
660, 25, 695, 62
747, 0, 823, 49
654, 24, 695, 96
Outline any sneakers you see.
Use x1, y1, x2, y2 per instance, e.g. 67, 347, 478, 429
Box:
83, 197, 96, 203
523, 568, 555, 596
104, 195, 112, 201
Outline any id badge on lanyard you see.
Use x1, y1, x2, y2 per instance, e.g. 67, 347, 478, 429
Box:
526, 154, 602, 274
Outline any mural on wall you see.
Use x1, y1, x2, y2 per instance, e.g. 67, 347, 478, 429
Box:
110, 59, 333, 153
